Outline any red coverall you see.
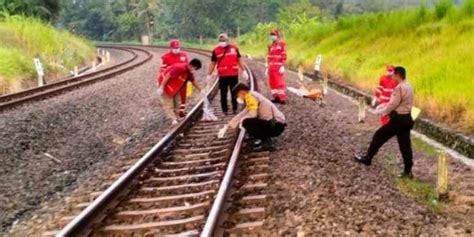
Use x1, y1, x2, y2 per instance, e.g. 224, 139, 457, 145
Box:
267, 41, 287, 102
160, 51, 188, 116
375, 75, 397, 125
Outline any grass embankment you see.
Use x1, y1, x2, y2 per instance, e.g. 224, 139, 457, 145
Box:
0, 14, 95, 94
239, 1, 474, 134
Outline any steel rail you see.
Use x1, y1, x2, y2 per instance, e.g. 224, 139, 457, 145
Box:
0, 46, 152, 112
56, 77, 220, 237
201, 66, 256, 237
56, 44, 255, 236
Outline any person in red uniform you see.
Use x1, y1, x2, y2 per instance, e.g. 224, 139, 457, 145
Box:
267, 29, 288, 104
373, 65, 398, 125
160, 39, 189, 118
207, 33, 248, 115
157, 59, 203, 124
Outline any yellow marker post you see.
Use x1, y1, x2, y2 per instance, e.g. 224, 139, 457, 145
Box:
437, 152, 449, 200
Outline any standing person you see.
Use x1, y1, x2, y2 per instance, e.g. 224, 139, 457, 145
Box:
372, 64, 397, 125
267, 29, 288, 104
354, 66, 415, 178
207, 33, 248, 115
217, 83, 286, 151
157, 59, 203, 124
160, 39, 189, 118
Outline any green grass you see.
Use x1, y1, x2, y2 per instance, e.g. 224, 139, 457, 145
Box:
239, 0, 474, 134
0, 14, 95, 93
412, 137, 439, 156
382, 154, 442, 213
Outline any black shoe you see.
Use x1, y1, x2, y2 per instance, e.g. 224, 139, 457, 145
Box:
353, 154, 371, 166
398, 172, 414, 179
232, 110, 238, 115
262, 138, 275, 151
252, 139, 263, 146
271, 97, 281, 104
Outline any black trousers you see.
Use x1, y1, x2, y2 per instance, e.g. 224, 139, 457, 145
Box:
242, 118, 286, 140
367, 113, 414, 173
219, 76, 239, 113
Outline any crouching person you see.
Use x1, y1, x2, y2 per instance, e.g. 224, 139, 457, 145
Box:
158, 58, 203, 124
217, 83, 286, 151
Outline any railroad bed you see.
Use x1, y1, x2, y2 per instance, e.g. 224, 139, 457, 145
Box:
41, 62, 274, 236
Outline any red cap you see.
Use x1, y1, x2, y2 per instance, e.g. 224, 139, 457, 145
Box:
270, 29, 281, 36
386, 64, 395, 73
169, 39, 180, 49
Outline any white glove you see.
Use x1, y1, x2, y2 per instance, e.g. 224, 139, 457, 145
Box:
242, 71, 249, 81
279, 66, 285, 74
217, 125, 228, 139
374, 104, 387, 116
157, 86, 164, 96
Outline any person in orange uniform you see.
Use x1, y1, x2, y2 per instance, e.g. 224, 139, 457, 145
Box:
207, 33, 248, 115
157, 59, 203, 124
267, 29, 288, 104
160, 39, 189, 118
372, 65, 398, 125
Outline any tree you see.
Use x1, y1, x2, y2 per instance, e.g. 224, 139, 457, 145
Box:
130, 0, 160, 43
277, 0, 321, 26
0, 0, 60, 22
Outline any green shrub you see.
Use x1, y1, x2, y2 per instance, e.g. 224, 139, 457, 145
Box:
0, 14, 94, 93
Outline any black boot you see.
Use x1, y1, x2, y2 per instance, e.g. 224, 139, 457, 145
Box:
398, 171, 414, 179
353, 154, 371, 166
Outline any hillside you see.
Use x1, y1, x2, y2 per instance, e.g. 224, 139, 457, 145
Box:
239, 1, 474, 134
0, 14, 95, 94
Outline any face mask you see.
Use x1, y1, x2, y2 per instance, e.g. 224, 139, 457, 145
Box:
218, 42, 228, 47
172, 48, 180, 54
271, 35, 278, 42
236, 97, 244, 104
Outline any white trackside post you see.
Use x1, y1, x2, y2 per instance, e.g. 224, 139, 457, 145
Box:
313, 54, 323, 82
92, 60, 97, 72
74, 66, 79, 77
33, 58, 45, 86
106, 51, 111, 63
358, 97, 366, 123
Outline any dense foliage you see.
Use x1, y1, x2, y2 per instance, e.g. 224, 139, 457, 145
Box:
0, 0, 60, 21
240, 0, 474, 133
55, 0, 452, 42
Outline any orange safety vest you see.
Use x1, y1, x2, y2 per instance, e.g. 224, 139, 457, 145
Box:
213, 44, 240, 77
158, 63, 193, 97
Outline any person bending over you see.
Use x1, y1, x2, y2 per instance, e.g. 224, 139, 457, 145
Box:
157, 59, 203, 124
354, 66, 415, 178
217, 83, 286, 151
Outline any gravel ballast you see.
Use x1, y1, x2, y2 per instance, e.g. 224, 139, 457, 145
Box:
0, 47, 209, 232
246, 62, 473, 236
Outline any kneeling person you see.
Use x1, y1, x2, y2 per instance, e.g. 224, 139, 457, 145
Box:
218, 83, 286, 151
158, 59, 203, 124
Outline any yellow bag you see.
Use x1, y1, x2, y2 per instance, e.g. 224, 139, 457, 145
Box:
186, 82, 193, 97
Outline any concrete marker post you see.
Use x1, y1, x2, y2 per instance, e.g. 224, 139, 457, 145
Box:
33, 58, 45, 86
313, 54, 323, 81
92, 60, 97, 72
437, 152, 449, 200
74, 66, 79, 77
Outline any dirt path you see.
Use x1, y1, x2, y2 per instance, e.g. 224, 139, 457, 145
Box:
247, 62, 473, 236
0, 48, 209, 233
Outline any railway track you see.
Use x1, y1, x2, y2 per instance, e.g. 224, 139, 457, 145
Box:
0, 46, 152, 112
40, 46, 269, 236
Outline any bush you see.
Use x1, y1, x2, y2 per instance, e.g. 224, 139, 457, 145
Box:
0, 14, 94, 93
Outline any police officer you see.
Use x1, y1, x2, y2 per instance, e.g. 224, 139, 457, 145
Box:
217, 83, 286, 151
207, 33, 248, 115
354, 66, 415, 178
